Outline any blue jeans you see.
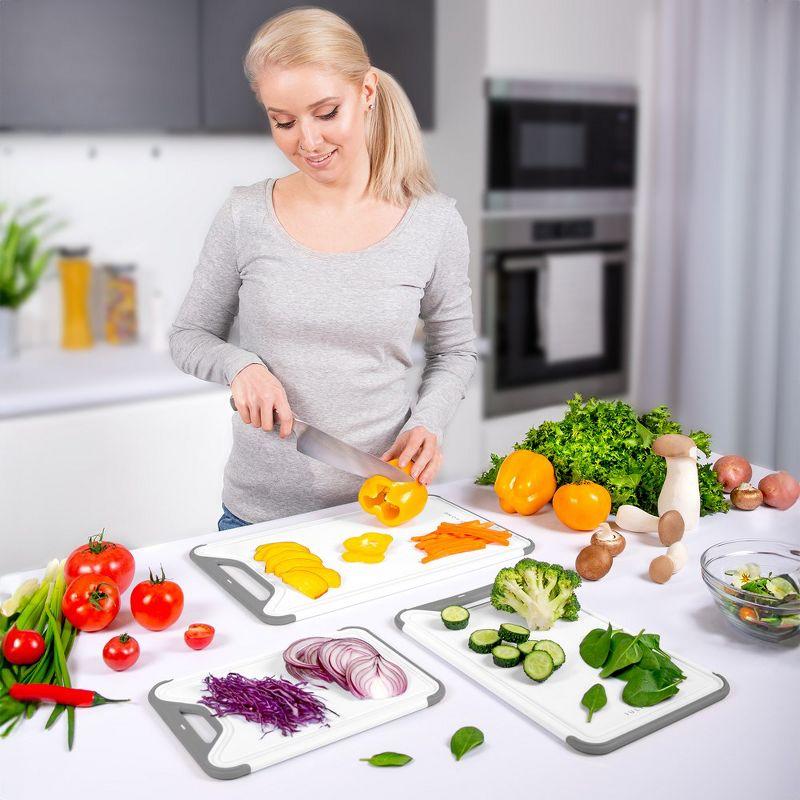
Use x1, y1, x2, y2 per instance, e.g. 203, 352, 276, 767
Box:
218, 504, 252, 531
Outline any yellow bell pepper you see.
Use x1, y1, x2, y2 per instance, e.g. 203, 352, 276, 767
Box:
342, 532, 393, 563
358, 459, 428, 527
493, 450, 556, 515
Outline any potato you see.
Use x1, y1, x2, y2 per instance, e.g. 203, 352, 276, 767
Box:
758, 471, 800, 510
713, 455, 752, 493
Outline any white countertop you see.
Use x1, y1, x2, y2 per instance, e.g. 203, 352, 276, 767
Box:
0, 338, 491, 419
1, 467, 795, 798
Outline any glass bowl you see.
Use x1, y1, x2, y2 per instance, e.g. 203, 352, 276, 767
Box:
700, 539, 800, 643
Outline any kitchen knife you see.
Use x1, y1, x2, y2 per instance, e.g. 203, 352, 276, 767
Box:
229, 396, 413, 483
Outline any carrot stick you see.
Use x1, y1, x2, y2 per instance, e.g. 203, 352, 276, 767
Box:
421, 543, 487, 563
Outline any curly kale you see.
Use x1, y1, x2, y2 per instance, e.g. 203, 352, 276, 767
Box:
475, 394, 728, 517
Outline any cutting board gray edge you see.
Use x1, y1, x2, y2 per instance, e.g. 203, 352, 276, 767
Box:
147, 625, 446, 780
394, 586, 730, 756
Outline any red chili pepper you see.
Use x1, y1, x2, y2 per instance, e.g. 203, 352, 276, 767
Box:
9, 683, 129, 707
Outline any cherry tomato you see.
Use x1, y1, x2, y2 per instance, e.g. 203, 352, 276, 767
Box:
130, 566, 184, 631
2, 627, 46, 665
65, 529, 136, 593
102, 632, 140, 671
184, 623, 215, 650
61, 574, 121, 632
552, 482, 612, 531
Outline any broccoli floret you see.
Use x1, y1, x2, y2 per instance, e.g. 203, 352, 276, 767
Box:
490, 559, 582, 631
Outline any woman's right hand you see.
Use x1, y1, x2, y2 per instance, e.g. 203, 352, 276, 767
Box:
230, 364, 294, 438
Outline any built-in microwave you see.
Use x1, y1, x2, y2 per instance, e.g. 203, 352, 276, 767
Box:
486, 79, 637, 211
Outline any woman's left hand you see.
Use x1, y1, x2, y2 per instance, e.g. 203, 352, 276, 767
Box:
380, 426, 442, 486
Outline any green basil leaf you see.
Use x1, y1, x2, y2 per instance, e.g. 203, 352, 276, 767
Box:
579, 624, 614, 669
622, 669, 680, 707
450, 726, 484, 761
599, 632, 643, 678
581, 683, 607, 723
359, 752, 413, 767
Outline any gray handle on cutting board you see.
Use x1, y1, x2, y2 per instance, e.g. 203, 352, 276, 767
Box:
148, 682, 251, 780
189, 547, 296, 625
394, 584, 494, 629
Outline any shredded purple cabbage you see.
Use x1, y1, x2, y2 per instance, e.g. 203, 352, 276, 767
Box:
199, 672, 331, 736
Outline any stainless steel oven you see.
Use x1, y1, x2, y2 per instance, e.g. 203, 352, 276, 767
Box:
486, 79, 637, 211
483, 212, 631, 417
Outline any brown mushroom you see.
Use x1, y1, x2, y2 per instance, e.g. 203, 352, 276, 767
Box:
649, 554, 674, 584
730, 482, 763, 511
658, 510, 685, 546
590, 524, 626, 557
576, 544, 613, 581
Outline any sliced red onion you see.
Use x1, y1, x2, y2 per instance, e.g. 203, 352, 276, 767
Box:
345, 654, 408, 699
282, 637, 335, 683
317, 638, 379, 689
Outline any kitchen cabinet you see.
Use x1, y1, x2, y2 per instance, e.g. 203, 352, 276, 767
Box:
199, 0, 435, 132
0, 0, 434, 132
0, 0, 200, 131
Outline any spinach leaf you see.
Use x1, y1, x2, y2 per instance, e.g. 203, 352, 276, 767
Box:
651, 650, 685, 684
599, 632, 643, 678
637, 645, 660, 672
622, 669, 680, 707
639, 633, 661, 650
450, 726, 484, 761
359, 752, 413, 767
579, 624, 614, 668
581, 683, 607, 722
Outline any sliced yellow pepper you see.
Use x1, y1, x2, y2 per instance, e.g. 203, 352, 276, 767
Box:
341, 532, 393, 563
357, 459, 428, 527
493, 450, 556, 515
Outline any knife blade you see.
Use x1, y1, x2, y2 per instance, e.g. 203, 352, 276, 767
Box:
229, 397, 413, 482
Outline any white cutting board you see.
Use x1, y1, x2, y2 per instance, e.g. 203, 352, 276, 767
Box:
191, 495, 533, 624
395, 586, 729, 754
149, 626, 443, 780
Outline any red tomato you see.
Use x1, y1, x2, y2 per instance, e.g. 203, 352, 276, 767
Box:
65, 529, 136, 593
102, 632, 140, 671
2, 628, 46, 665
184, 623, 215, 650
130, 567, 184, 631
61, 574, 121, 632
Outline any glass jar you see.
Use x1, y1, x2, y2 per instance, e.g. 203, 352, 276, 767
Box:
58, 247, 93, 349
103, 264, 138, 345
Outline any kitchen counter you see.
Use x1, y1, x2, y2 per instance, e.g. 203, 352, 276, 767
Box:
0, 467, 795, 798
0, 338, 491, 419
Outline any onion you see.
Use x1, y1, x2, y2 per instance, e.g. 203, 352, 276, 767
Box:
317, 638, 379, 689
282, 636, 406, 700
345, 654, 408, 699
282, 637, 335, 683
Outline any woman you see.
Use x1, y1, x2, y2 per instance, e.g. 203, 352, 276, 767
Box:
170, 7, 477, 531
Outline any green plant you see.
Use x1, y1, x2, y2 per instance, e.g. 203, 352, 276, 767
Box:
0, 197, 64, 309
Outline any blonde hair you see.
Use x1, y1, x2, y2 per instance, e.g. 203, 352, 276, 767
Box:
243, 6, 436, 206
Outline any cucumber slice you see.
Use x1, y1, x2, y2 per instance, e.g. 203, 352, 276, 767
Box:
468, 629, 501, 654
492, 644, 522, 667
522, 650, 554, 682
518, 640, 537, 655
498, 623, 530, 643
441, 605, 470, 630
533, 639, 565, 669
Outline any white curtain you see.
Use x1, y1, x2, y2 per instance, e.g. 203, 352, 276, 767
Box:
637, 0, 800, 474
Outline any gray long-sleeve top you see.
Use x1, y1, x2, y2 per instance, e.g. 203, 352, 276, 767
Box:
169, 178, 477, 523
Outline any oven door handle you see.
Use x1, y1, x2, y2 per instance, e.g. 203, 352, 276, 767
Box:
499, 256, 547, 273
